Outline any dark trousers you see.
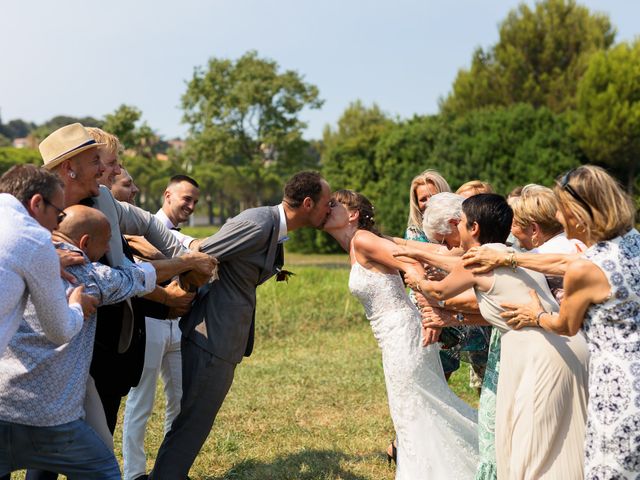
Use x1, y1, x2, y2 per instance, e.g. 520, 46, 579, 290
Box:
150, 338, 236, 479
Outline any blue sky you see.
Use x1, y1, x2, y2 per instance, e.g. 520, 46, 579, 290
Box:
1, 0, 638, 141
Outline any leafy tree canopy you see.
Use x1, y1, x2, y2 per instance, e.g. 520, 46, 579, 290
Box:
181, 50, 323, 207
441, 0, 615, 115
571, 39, 640, 193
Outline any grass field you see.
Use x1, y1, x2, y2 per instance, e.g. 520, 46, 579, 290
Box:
13, 244, 478, 480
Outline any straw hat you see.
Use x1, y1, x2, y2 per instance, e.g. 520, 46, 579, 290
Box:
40, 123, 105, 170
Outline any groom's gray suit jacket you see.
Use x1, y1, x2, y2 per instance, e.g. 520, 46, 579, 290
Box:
180, 205, 283, 364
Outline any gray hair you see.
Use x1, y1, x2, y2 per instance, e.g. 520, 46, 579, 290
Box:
422, 192, 465, 240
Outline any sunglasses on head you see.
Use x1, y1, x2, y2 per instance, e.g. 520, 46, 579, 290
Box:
558, 168, 594, 219
43, 198, 67, 224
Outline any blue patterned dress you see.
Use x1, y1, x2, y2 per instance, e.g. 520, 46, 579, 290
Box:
582, 229, 640, 479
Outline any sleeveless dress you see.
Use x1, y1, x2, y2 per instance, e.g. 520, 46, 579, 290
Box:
474, 244, 589, 480
582, 229, 640, 479
349, 261, 478, 479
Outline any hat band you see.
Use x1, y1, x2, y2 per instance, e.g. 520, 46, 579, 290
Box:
51, 139, 98, 162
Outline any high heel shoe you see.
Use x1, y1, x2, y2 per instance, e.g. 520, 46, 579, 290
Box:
386, 439, 397, 465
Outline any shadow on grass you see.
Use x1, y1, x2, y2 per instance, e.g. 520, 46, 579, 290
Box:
204, 449, 380, 480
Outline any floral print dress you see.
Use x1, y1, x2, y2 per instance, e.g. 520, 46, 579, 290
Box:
582, 229, 640, 479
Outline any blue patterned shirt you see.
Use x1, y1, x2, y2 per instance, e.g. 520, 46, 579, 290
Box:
0, 241, 155, 426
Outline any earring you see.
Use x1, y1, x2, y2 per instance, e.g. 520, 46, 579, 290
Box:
576, 223, 586, 234
69, 171, 77, 179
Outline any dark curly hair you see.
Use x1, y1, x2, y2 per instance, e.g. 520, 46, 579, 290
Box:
283, 171, 325, 208
332, 189, 380, 235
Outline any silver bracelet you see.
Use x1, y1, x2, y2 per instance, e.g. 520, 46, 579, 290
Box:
535, 310, 545, 327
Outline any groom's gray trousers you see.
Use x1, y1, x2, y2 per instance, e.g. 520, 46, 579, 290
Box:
150, 337, 236, 479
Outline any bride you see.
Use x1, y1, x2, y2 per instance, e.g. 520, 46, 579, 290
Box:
324, 189, 478, 479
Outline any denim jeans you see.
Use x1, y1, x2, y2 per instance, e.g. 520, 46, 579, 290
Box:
0, 419, 120, 479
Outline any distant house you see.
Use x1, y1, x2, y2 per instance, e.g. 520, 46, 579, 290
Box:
12, 137, 30, 149
168, 139, 185, 151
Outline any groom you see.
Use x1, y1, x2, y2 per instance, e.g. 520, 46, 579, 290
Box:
150, 171, 332, 478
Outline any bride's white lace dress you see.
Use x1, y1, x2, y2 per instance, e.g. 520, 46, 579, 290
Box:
349, 261, 478, 479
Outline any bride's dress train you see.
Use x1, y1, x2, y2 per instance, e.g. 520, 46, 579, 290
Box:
349, 261, 478, 479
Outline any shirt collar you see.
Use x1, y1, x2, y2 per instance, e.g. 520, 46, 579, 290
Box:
277, 203, 288, 242
156, 208, 177, 230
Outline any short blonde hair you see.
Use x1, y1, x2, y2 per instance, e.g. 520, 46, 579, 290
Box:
554, 165, 635, 243
508, 184, 563, 236
85, 127, 123, 157
407, 169, 451, 229
456, 180, 494, 197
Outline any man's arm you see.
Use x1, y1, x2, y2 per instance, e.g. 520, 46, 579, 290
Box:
147, 251, 216, 283
76, 259, 157, 307
198, 219, 267, 261
25, 241, 85, 344
111, 195, 184, 258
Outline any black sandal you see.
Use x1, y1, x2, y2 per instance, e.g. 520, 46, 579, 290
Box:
386, 438, 397, 465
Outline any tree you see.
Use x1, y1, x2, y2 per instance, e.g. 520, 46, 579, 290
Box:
102, 104, 162, 158
0, 118, 36, 140
103, 105, 142, 150
0, 147, 42, 175
571, 40, 640, 193
441, 0, 615, 115
181, 50, 323, 207
286, 101, 393, 253
30, 115, 103, 142
368, 105, 584, 236
322, 101, 394, 193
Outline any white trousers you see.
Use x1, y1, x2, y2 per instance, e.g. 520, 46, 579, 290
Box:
122, 317, 182, 480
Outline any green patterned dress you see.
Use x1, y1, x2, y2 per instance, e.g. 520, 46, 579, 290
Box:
475, 327, 501, 479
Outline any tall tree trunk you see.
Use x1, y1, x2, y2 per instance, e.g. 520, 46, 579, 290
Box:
627, 161, 636, 195
207, 191, 215, 225
218, 190, 226, 224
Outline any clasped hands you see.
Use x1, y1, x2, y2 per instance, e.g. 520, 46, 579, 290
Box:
179, 251, 218, 291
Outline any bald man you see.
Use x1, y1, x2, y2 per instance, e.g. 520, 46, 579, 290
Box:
0, 205, 157, 478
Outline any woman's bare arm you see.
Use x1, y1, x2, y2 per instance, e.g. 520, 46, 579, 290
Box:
461, 246, 578, 276
393, 244, 462, 272
354, 231, 425, 278
500, 259, 610, 336
404, 259, 477, 301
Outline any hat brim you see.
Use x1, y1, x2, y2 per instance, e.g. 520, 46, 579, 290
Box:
43, 141, 106, 170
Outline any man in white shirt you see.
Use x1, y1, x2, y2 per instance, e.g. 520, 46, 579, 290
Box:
0, 164, 97, 356
122, 175, 200, 480
0, 205, 156, 478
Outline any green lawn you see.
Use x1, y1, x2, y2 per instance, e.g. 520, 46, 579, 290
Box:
13, 252, 477, 480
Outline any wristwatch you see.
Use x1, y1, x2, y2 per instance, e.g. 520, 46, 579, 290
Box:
455, 313, 464, 323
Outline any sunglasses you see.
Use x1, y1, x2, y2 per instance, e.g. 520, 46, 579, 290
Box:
43, 198, 67, 224
558, 168, 594, 219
